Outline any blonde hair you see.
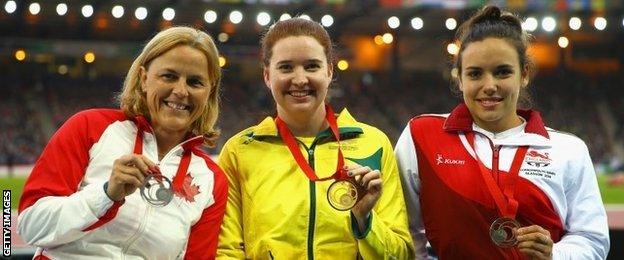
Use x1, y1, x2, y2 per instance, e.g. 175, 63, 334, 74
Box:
118, 26, 221, 147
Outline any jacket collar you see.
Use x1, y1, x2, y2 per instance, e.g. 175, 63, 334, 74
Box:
250, 108, 363, 139
133, 115, 204, 150
443, 103, 549, 139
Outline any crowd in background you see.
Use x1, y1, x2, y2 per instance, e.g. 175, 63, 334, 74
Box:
1, 70, 622, 174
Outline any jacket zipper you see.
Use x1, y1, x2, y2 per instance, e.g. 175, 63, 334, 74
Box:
304, 141, 316, 260
492, 144, 500, 185
121, 205, 153, 258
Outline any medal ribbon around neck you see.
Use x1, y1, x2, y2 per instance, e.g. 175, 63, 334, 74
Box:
466, 132, 528, 219
276, 104, 349, 182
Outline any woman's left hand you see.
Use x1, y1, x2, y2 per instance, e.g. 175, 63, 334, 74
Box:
515, 225, 554, 260
346, 164, 382, 231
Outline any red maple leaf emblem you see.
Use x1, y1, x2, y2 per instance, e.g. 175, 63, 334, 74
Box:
174, 173, 201, 203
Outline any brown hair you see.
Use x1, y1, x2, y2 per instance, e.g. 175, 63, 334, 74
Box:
260, 18, 333, 67
117, 26, 221, 146
454, 5, 533, 107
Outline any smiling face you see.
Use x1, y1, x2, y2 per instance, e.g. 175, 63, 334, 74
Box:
140, 44, 211, 135
263, 36, 333, 120
458, 37, 529, 133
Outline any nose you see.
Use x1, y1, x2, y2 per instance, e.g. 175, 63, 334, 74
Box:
291, 68, 309, 87
482, 73, 497, 94
172, 79, 189, 97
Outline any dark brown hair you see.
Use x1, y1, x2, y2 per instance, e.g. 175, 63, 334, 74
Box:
454, 5, 533, 107
260, 18, 333, 67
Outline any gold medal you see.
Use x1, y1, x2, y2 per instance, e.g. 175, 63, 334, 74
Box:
140, 174, 174, 207
327, 180, 359, 211
489, 217, 521, 247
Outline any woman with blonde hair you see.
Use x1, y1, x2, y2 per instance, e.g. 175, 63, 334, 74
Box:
18, 26, 227, 259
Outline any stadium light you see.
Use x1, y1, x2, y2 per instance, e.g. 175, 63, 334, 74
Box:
58, 65, 68, 75
279, 13, 291, 21
373, 35, 383, 45
622, 18, 624, 28
15, 49, 26, 61
204, 10, 217, 23
445, 18, 457, 30
299, 14, 311, 20
411, 17, 423, 30
135, 7, 148, 20
162, 7, 175, 21
229, 10, 243, 24
219, 56, 226, 67
29, 2, 40, 15
111, 5, 124, 19
218, 32, 229, 43
337, 60, 349, 71
522, 17, 538, 32
84, 52, 95, 63
569, 17, 581, 30
81, 5, 93, 18
382, 33, 393, 44
594, 17, 607, 31
387, 16, 400, 29
4, 1, 17, 14
558, 36, 569, 48
56, 3, 68, 16
257, 12, 271, 26
542, 16, 557, 32
321, 14, 333, 27
447, 43, 459, 55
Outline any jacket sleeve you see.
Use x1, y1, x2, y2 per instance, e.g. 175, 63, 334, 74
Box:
17, 111, 122, 248
353, 131, 415, 259
216, 139, 246, 259
551, 142, 610, 260
395, 124, 430, 259
184, 164, 228, 259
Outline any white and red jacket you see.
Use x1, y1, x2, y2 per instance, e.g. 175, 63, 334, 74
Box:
395, 103, 609, 260
17, 109, 227, 259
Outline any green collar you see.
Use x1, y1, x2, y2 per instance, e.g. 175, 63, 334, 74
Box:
248, 108, 363, 140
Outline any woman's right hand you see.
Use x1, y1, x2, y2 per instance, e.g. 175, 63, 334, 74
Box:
106, 154, 157, 201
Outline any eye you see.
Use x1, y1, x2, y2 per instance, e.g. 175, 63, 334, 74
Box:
305, 63, 321, 71
466, 70, 481, 79
277, 64, 292, 72
160, 73, 178, 81
187, 78, 205, 88
495, 68, 513, 78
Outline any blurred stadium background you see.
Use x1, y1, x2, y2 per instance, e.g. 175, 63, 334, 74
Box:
0, 0, 623, 258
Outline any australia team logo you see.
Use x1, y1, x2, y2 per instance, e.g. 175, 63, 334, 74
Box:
525, 150, 551, 167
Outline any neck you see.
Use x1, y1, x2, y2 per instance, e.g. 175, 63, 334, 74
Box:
476, 115, 524, 134
153, 127, 187, 159
277, 105, 328, 137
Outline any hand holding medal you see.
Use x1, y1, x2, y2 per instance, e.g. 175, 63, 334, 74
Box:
515, 225, 554, 259
277, 105, 379, 212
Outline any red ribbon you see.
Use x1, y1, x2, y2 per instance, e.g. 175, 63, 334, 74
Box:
466, 132, 528, 218
276, 105, 349, 182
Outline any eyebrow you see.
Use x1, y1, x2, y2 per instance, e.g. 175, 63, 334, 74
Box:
276, 59, 323, 65
465, 63, 514, 70
161, 68, 207, 81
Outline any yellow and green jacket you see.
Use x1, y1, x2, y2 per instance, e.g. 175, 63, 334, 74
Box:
217, 109, 414, 259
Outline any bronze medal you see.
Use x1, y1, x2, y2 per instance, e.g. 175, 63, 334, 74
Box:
489, 217, 521, 247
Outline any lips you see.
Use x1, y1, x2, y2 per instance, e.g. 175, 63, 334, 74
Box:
287, 89, 314, 98
476, 97, 503, 108
164, 101, 191, 111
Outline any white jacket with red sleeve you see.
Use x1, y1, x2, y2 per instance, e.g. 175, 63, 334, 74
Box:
17, 109, 227, 259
